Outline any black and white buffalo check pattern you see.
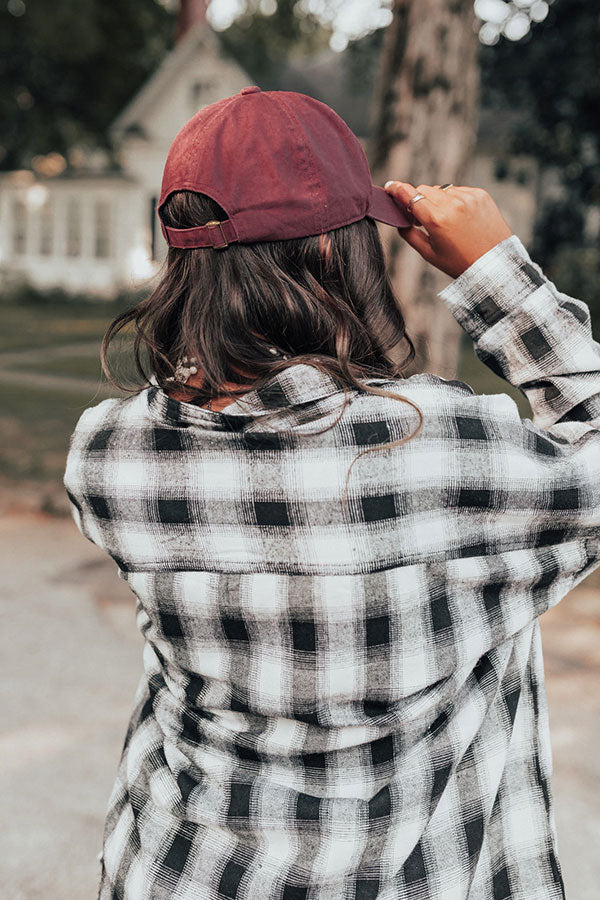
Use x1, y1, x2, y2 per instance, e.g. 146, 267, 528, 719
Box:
64, 235, 600, 899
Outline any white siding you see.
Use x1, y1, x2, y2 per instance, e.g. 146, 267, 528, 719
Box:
0, 178, 155, 297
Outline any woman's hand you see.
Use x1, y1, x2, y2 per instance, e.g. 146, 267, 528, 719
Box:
384, 181, 514, 280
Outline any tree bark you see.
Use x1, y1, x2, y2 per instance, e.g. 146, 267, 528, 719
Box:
369, 0, 481, 378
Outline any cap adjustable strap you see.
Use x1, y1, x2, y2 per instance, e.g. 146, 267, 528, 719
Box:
160, 218, 238, 250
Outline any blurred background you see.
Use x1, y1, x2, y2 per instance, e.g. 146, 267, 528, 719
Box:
0, 1, 599, 897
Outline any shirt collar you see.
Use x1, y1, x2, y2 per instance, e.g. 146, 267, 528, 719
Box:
146, 363, 397, 430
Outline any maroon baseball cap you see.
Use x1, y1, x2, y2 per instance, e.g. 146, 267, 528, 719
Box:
158, 86, 415, 249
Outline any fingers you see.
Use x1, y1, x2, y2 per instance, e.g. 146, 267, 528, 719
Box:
384, 181, 444, 227
398, 225, 435, 260
383, 180, 512, 278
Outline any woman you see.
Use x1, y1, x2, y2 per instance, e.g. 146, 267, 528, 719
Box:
64, 88, 600, 900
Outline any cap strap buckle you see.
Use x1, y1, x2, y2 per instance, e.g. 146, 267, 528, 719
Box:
205, 220, 229, 249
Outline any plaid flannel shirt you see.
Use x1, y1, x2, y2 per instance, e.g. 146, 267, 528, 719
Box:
64, 234, 600, 900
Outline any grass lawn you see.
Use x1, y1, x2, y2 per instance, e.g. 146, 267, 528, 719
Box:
19, 354, 107, 379
16, 348, 147, 384
0, 342, 533, 502
0, 299, 124, 353
0, 327, 535, 487
0, 382, 105, 482
2, 325, 599, 591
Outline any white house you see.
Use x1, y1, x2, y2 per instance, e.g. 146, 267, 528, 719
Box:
0, 4, 252, 296
0, 0, 544, 298
0, 168, 151, 295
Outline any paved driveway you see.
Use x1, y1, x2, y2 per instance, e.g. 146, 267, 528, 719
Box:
1, 513, 598, 898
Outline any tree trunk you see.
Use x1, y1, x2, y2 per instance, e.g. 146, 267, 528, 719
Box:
369, 0, 481, 379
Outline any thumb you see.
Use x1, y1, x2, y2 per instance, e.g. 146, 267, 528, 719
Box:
398, 225, 434, 260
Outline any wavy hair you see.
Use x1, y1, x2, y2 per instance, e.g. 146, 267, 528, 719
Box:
101, 191, 424, 510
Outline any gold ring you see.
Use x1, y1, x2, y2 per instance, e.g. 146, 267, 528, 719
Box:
408, 192, 427, 210
440, 183, 454, 191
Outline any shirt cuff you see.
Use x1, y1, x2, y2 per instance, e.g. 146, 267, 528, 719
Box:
437, 234, 549, 343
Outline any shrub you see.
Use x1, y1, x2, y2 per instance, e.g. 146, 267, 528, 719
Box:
544, 245, 600, 338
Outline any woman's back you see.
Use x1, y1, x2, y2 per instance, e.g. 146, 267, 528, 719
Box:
65, 234, 600, 899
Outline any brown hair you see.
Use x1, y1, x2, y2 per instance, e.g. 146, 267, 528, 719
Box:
101, 191, 424, 510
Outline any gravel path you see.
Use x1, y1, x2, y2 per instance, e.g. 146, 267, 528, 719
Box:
0, 514, 141, 900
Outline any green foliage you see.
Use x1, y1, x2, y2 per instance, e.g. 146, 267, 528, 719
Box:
0, 281, 142, 352
0, 381, 99, 482
479, 0, 600, 265
342, 27, 385, 101
529, 196, 585, 262
3, 0, 598, 334
217, 0, 331, 86
543, 245, 600, 337
0, 0, 334, 168
0, 0, 174, 169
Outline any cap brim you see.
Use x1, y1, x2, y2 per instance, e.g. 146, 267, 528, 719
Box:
367, 184, 416, 229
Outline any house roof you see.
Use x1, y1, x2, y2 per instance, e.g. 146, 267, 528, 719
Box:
109, 22, 249, 141
109, 22, 525, 150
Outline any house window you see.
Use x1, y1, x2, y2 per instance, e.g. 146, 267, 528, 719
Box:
66, 196, 82, 257
190, 79, 215, 114
94, 198, 111, 259
12, 197, 27, 255
39, 198, 54, 256
190, 81, 204, 108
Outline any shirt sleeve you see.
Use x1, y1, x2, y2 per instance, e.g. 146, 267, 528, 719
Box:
438, 233, 600, 562
63, 402, 114, 554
